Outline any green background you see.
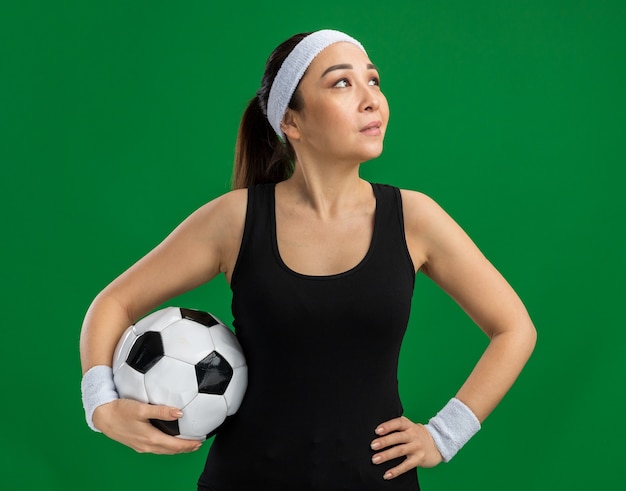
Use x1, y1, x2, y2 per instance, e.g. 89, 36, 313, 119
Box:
1, 1, 624, 489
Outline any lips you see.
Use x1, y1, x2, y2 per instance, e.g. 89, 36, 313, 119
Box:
360, 121, 382, 135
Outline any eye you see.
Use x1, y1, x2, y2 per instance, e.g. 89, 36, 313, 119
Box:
333, 78, 350, 88
368, 76, 380, 87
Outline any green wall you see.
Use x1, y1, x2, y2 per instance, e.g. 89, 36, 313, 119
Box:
2, 1, 624, 489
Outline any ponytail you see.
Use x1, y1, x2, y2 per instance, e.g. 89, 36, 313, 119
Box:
231, 32, 310, 190
232, 96, 294, 190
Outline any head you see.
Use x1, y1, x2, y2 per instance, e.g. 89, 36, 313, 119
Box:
280, 41, 388, 168
233, 30, 385, 189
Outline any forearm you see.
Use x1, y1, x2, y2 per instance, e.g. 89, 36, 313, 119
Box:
79, 292, 135, 374
455, 319, 536, 422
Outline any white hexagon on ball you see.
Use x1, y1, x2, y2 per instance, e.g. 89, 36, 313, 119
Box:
178, 394, 229, 440
133, 307, 182, 335
209, 324, 246, 369
113, 363, 149, 403
160, 319, 216, 364
144, 357, 198, 409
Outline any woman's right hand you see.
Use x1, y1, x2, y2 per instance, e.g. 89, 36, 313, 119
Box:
92, 399, 203, 454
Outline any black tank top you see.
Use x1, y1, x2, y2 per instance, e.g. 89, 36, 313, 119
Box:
198, 182, 419, 491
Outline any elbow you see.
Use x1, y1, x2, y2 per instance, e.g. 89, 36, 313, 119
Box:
527, 319, 538, 357
489, 315, 537, 361
513, 316, 537, 362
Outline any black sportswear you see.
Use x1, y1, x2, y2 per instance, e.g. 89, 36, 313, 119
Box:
198, 182, 418, 490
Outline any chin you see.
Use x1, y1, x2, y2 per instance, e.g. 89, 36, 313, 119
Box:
359, 143, 384, 162
329, 139, 384, 164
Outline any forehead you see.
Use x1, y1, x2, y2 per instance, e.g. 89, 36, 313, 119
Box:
305, 42, 372, 76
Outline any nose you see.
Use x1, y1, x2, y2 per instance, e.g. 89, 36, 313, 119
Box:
360, 85, 381, 112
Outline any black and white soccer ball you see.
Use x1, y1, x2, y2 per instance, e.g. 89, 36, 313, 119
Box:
112, 307, 247, 441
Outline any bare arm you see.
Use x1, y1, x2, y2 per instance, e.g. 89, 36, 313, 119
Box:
80, 189, 246, 371
371, 190, 536, 478
79, 189, 247, 452
404, 190, 536, 420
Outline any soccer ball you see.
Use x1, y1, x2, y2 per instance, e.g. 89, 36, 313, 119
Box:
112, 307, 247, 441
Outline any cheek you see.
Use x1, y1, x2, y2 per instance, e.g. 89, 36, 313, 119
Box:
305, 103, 349, 135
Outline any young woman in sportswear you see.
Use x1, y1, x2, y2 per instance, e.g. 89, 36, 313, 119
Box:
80, 30, 537, 490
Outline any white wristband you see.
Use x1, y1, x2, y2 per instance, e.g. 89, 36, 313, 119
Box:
424, 397, 481, 462
81, 365, 119, 432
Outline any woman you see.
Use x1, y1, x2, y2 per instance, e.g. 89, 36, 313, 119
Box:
80, 30, 536, 490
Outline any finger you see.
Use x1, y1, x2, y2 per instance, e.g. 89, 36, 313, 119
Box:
136, 403, 184, 422
133, 405, 203, 454
371, 442, 411, 465
381, 455, 419, 481
374, 416, 412, 436
372, 417, 418, 450
135, 425, 203, 455
371, 430, 411, 452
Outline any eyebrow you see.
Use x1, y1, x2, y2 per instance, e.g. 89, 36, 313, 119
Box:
321, 63, 378, 78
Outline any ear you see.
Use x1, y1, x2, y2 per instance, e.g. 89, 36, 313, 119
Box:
281, 109, 301, 142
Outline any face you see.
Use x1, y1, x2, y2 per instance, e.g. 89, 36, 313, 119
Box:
282, 42, 389, 165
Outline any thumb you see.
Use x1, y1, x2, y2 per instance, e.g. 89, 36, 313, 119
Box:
148, 404, 183, 422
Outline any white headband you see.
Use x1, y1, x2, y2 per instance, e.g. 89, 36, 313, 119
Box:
267, 29, 367, 138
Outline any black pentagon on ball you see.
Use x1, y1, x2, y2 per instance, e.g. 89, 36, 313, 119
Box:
180, 308, 220, 327
150, 417, 179, 436
196, 351, 233, 395
127, 331, 164, 374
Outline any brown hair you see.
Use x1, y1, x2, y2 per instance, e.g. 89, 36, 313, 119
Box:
232, 33, 310, 189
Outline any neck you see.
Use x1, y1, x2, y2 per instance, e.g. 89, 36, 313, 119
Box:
279, 159, 370, 218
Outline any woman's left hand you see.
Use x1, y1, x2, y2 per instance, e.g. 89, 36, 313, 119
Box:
370, 416, 443, 480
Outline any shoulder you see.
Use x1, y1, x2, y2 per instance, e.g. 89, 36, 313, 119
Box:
209, 187, 248, 211
193, 188, 248, 225
398, 188, 450, 228
175, 189, 248, 250
398, 188, 436, 206
180, 189, 248, 277
397, 188, 474, 271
